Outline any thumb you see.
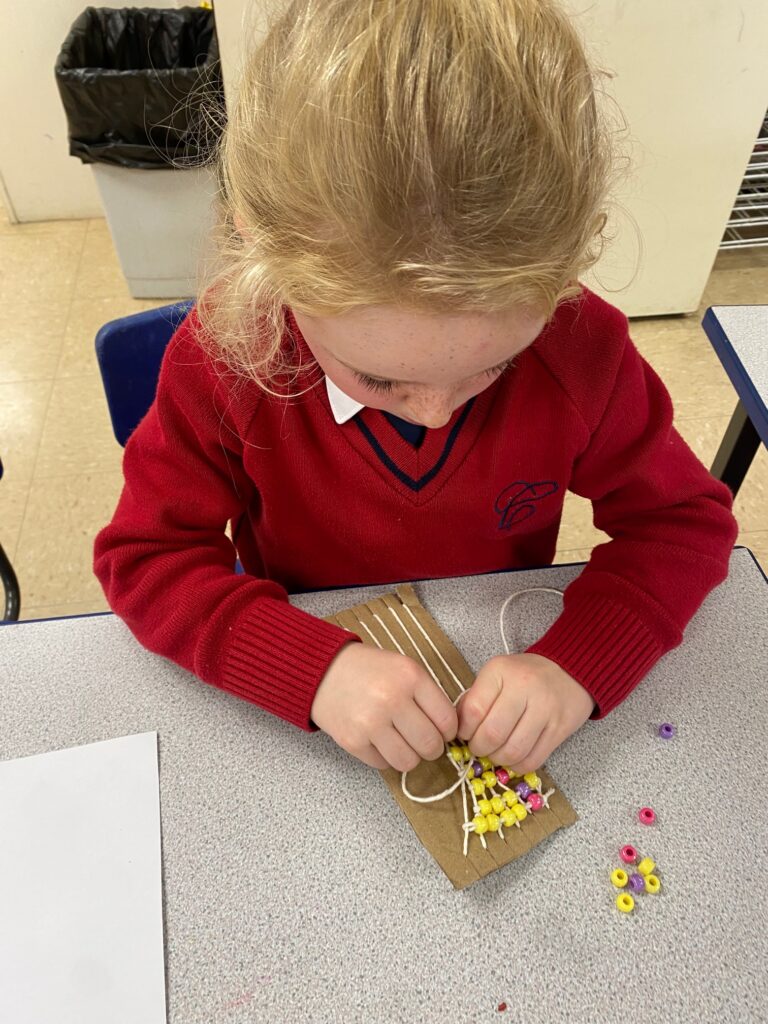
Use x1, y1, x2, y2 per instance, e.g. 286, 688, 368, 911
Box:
457, 665, 504, 744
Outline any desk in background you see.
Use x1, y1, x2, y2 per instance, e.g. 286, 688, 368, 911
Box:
703, 305, 768, 496
1, 551, 767, 1023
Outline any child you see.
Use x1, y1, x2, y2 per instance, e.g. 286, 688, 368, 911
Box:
95, 0, 736, 776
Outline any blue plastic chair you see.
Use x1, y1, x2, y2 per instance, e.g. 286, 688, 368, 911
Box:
95, 301, 193, 447
0, 457, 21, 621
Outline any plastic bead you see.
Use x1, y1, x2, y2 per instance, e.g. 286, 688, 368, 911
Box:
639, 807, 656, 826
495, 768, 510, 786
449, 745, 464, 762
461, 745, 472, 761
503, 767, 519, 779
620, 845, 638, 864
512, 803, 528, 821
470, 778, 485, 796
491, 796, 505, 815
485, 813, 501, 832
658, 723, 676, 740
472, 814, 489, 835
503, 790, 519, 808
638, 857, 655, 876
611, 868, 628, 888
628, 873, 645, 893
479, 756, 494, 770
645, 874, 661, 894
515, 781, 532, 800
500, 808, 517, 827
482, 771, 498, 788
616, 893, 635, 913
472, 760, 484, 778
523, 772, 541, 790
478, 799, 493, 816
527, 793, 544, 812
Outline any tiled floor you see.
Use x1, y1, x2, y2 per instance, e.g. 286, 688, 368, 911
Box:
0, 208, 766, 620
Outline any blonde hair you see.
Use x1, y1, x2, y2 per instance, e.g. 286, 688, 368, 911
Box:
198, 0, 617, 386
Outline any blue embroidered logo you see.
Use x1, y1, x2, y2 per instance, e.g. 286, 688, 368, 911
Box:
494, 481, 559, 530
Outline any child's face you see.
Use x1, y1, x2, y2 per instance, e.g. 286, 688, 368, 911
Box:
293, 305, 546, 428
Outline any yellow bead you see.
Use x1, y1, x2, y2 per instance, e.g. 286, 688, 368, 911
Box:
461, 745, 472, 761
470, 779, 485, 796
485, 813, 501, 832
449, 745, 464, 762
512, 803, 528, 821
500, 808, 517, 827
611, 868, 628, 888
472, 814, 488, 835
638, 857, 655, 876
616, 893, 634, 913
503, 790, 519, 807
491, 796, 504, 814
482, 771, 498, 788
478, 799, 493, 816
523, 772, 541, 790
645, 874, 661, 894
479, 756, 493, 770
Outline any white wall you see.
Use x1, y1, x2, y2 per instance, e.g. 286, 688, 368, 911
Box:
214, 0, 768, 317
0, 1, 185, 223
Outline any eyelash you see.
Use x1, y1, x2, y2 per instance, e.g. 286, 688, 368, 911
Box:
353, 358, 515, 394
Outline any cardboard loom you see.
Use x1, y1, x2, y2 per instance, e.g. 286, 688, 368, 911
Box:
325, 583, 577, 889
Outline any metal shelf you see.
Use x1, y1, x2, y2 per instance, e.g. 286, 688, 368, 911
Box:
721, 111, 768, 250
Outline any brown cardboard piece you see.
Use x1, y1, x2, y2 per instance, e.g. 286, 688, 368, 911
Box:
326, 584, 577, 889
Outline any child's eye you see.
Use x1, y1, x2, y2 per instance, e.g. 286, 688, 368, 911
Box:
354, 372, 395, 393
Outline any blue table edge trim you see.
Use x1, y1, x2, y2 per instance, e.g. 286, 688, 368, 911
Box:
701, 306, 768, 447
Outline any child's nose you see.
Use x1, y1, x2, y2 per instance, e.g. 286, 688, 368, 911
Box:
404, 389, 455, 428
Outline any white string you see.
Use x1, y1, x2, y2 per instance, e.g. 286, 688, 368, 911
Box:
400, 604, 467, 693
499, 587, 563, 654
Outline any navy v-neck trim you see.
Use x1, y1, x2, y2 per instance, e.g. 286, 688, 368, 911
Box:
354, 398, 476, 492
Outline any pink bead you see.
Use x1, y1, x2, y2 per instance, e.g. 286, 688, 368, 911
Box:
639, 807, 656, 826
620, 844, 638, 864
495, 768, 510, 786
527, 793, 544, 812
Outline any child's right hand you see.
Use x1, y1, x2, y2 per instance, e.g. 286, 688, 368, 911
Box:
311, 642, 458, 772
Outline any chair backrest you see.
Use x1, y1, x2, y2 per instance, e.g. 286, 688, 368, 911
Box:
95, 301, 193, 447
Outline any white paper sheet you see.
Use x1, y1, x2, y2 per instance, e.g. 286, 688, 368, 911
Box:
0, 731, 167, 1024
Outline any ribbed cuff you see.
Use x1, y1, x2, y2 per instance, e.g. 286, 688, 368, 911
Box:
220, 596, 360, 731
527, 593, 664, 718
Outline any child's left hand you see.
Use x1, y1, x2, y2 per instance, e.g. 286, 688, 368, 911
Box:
457, 653, 594, 773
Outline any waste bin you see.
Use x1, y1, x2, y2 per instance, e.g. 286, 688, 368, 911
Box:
55, 7, 224, 298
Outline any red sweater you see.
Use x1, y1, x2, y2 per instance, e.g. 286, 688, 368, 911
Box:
94, 288, 736, 727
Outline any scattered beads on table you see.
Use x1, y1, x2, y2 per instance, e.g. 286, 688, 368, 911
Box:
628, 873, 646, 893
616, 893, 635, 913
645, 874, 661, 894
658, 722, 676, 740
637, 857, 655, 877
611, 868, 629, 888
638, 807, 656, 826
620, 844, 638, 864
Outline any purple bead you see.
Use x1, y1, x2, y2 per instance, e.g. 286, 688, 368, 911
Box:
515, 781, 532, 800
472, 760, 483, 778
659, 723, 676, 740
628, 873, 645, 893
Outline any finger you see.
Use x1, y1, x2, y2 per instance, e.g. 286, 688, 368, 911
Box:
371, 725, 421, 773
393, 704, 446, 762
490, 706, 547, 770
463, 680, 528, 758
456, 669, 505, 743
354, 743, 390, 771
414, 676, 459, 742
504, 723, 558, 776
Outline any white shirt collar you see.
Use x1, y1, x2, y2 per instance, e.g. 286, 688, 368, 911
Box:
325, 376, 366, 424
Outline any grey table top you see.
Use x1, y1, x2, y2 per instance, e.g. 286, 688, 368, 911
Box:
704, 305, 768, 441
2, 549, 767, 1024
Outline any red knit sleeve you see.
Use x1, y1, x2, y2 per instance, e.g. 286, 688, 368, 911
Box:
93, 313, 357, 729
528, 327, 737, 716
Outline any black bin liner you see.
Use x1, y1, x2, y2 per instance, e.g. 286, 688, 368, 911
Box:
55, 6, 224, 169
